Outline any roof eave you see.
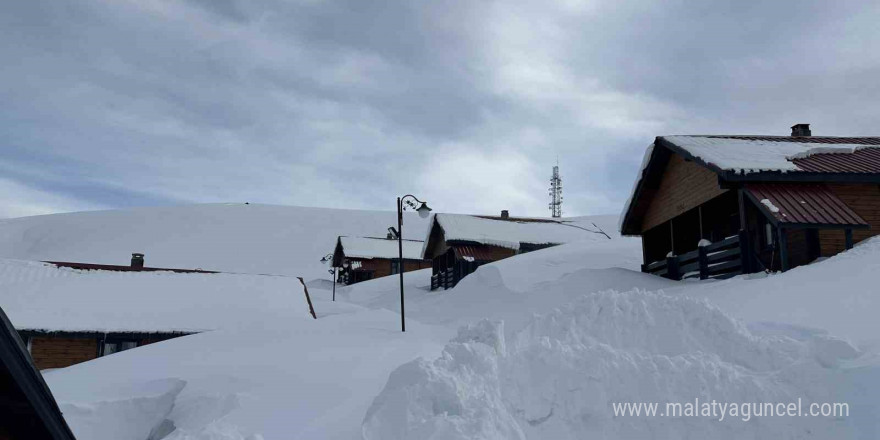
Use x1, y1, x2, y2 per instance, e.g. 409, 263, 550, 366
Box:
620, 137, 725, 236
720, 170, 880, 183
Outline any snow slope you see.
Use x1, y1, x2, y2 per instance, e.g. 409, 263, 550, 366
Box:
0, 203, 432, 280
677, 236, 880, 347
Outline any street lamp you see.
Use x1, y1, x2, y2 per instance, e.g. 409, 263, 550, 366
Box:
397, 194, 432, 332
320, 253, 337, 301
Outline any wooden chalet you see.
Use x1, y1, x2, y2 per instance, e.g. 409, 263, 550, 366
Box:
620, 124, 880, 280
3, 253, 293, 370
423, 211, 603, 289
11, 254, 210, 369
331, 235, 430, 285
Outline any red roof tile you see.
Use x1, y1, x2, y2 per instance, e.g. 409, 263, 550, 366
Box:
744, 183, 868, 228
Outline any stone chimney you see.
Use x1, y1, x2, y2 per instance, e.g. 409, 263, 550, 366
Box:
791, 123, 811, 137
131, 253, 144, 269
500, 210, 509, 219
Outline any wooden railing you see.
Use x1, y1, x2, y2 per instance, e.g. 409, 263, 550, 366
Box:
642, 231, 751, 280
430, 269, 457, 290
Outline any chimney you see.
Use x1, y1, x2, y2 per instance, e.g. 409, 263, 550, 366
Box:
500, 210, 509, 219
131, 253, 144, 269
791, 123, 811, 137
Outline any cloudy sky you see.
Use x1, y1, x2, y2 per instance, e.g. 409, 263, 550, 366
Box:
2, 1, 880, 219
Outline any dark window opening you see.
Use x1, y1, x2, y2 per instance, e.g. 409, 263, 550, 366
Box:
101, 340, 138, 356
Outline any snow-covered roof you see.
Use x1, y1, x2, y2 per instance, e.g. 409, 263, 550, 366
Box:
619, 135, 880, 234
427, 213, 609, 254
0, 259, 326, 333
339, 237, 424, 260
662, 135, 877, 174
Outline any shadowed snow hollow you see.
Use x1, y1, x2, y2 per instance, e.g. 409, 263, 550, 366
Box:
362, 290, 861, 440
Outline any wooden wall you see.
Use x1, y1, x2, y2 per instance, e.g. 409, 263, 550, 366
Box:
820, 183, 880, 256
641, 153, 727, 232
476, 245, 517, 261
29, 337, 97, 370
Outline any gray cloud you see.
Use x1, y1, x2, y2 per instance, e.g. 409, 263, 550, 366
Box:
2, 0, 879, 219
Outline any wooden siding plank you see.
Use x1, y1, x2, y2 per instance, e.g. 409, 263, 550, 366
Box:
640, 154, 727, 232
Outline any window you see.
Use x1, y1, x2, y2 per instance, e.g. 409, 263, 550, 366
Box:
391, 260, 401, 275
765, 223, 774, 247
102, 340, 138, 356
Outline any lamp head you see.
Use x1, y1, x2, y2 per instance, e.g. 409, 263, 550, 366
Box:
416, 202, 432, 219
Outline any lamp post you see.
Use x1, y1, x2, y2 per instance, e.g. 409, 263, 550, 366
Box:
396, 194, 432, 332
320, 253, 337, 301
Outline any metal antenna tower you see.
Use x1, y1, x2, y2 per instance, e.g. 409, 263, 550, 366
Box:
549, 161, 563, 218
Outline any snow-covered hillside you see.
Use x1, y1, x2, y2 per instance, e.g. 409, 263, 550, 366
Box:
0, 204, 618, 281
1, 205, 878, 439
0, 204, 432, 280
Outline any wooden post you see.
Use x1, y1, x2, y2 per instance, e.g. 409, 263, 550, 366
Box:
845, 229, 854, 250
778, 227, 789, 272
737, 189, 752, 274
698, 245, 709, 280
666, 255, 680, 280
738, 229, 751, 274
698, 205, 704, 240
296, 277, 317, 320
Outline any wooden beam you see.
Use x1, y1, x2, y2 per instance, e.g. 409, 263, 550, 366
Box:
778, 227, 789, 271
296, 277, 317, 319
698, 205, 704, 239
698, 245, 709, 280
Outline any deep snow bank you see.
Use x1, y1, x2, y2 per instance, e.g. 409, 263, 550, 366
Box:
53, 378, 185, 440
363, 290, 861, 439
680, 235, 880, 346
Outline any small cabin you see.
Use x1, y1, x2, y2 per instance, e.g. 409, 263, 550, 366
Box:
422, 212, 605, 289
620, 124, 880, 279
331, 236, 430, 285
4, 255, 272, 370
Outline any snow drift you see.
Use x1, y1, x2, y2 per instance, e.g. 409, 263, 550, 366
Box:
54, 378, 185, 440
363, 290, 860, 439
